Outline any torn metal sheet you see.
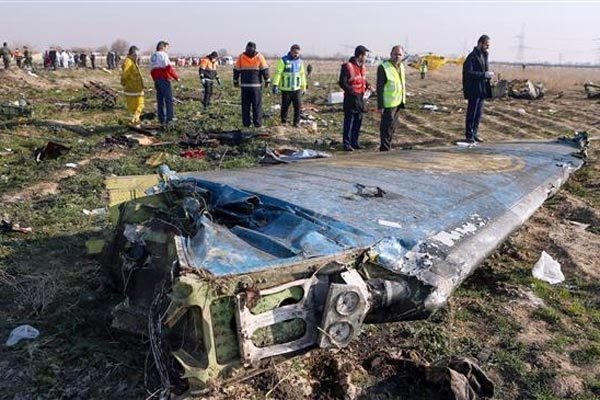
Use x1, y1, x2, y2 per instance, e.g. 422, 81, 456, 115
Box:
102, 136, 586, 392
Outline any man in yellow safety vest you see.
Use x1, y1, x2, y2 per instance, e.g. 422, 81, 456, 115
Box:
376, 45, 406, 151
272, 44, 307, 127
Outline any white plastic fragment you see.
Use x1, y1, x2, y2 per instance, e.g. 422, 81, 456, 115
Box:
532, 251, 564, 285
65, 163, 78, 168
6, 325, 39, 346
378, 219, 402, 229
327, 92, 344, 104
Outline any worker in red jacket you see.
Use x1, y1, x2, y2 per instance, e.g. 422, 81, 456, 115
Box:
338, 45, 371, 151
150, 41, 179, 125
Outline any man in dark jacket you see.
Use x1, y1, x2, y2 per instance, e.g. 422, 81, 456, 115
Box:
338, 45, 371, 151
462, 35, 494, 143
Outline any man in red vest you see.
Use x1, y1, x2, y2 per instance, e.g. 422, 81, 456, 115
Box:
338, 45, 371, 151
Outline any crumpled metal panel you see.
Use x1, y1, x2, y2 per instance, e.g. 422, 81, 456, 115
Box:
177, 140, 584, 312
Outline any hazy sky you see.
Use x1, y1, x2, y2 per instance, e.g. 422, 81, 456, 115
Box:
2, 1, 600, 63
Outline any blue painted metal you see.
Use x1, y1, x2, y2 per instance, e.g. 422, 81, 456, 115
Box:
175, 140, 583, 285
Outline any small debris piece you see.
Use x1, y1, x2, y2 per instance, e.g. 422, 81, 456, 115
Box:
86, 239, 106, 255
33, 141, 70, 162
65, 163, 78, 169
584, 82, 600, 99
1, 219, 33, 234
83, 81, 118, 108
146, 152, 172, 167
532, 251, 564, 285
260, 147, 332, 164
6, 325, 39, 346
180, 149, 206, 159
355, 183, 385, 198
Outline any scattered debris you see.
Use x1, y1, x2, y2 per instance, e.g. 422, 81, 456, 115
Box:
64, 163, 78, 169
83, 208, 107, 216
584, 82, 600, 99
5, 325, 39, 346
355, 183, 385, 198
146, 152, 172, 167
366, 351, 494, 400
456, 141, 478, 148
260, 146, 331, 164
508, 79, 545, 100
1, 219, 33, 234
180, 149, 206, 159
421, 103, 439, 111
328, 91, 344, 105
517, 108, 527, 115
34, 141, 70, 162
84, 81, 118, 108
532, 251, 564, 284
567, 220, 590, 231
0, 100, 32, 120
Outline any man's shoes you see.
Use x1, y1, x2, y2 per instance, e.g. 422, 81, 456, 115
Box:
292, 123, 299, 128
474, 136, 484, 143
343, 147, 354, 152
352, 145, 363, 150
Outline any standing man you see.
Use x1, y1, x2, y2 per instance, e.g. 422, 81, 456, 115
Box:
199, 51, 220, 109
121, 45, 145, 126
272, 44, 307, 127
462, 35, 494, 143
1, 42, 12, 69
150, 41, 179, 125
23, 46, 34, 71
338, 45, 371, 151
376, 45, 406, 152
90, 52, 96, 69
419, 60, 428, 80
106, 51, 115, 69
233, 42, 270, 128
13, 48, 22, 69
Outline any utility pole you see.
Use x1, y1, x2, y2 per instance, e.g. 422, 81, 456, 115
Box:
515, 25, 526, 63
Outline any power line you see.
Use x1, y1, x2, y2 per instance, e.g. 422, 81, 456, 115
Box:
514, 24, 526, 63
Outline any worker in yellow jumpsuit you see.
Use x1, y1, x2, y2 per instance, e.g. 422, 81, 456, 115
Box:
121, 45, 144, 125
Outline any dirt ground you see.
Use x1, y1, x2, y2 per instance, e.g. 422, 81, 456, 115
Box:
0, 61, 598, 400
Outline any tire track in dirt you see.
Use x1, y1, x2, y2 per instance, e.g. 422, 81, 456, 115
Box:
402, 110, 457, 140
485, 108, 550, 134
494, 105, 579, 133
479, 113, 530, 138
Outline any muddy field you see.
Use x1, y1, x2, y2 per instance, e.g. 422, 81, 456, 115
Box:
0, 61, 599, 399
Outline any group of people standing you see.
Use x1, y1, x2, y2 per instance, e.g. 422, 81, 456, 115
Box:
1, 42, 34, 70
118, 35, 494, 149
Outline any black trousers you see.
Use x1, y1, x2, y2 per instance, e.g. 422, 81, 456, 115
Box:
202, 81, 213, 107
379, 106, 401, 151
465, 97, 485, 140
241, 87, 263, 127
281, 90, 301, 125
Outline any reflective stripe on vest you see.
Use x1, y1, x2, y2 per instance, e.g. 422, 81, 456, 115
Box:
382, 61, 406, 108
345, 62, 367, 94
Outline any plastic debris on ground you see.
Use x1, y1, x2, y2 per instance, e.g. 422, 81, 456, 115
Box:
532, 251, 565, 284
328, 91, 344, 105
180, 149, 206, 159
34, 141, 70, 162
5, 325, 39, 346
1, 219, 33, 234
83, 208, 107, 216
65, 163, 78, 169
260, 146, 332, 164
421, 103, 439, 111
146, 152, 172, 167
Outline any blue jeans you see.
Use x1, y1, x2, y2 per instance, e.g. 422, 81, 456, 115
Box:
465, 98, 485, 140
154, 78, 173, 124
343, 111, 363, 150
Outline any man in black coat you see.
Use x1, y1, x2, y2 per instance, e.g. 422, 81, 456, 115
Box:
462, 35, 494, 143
